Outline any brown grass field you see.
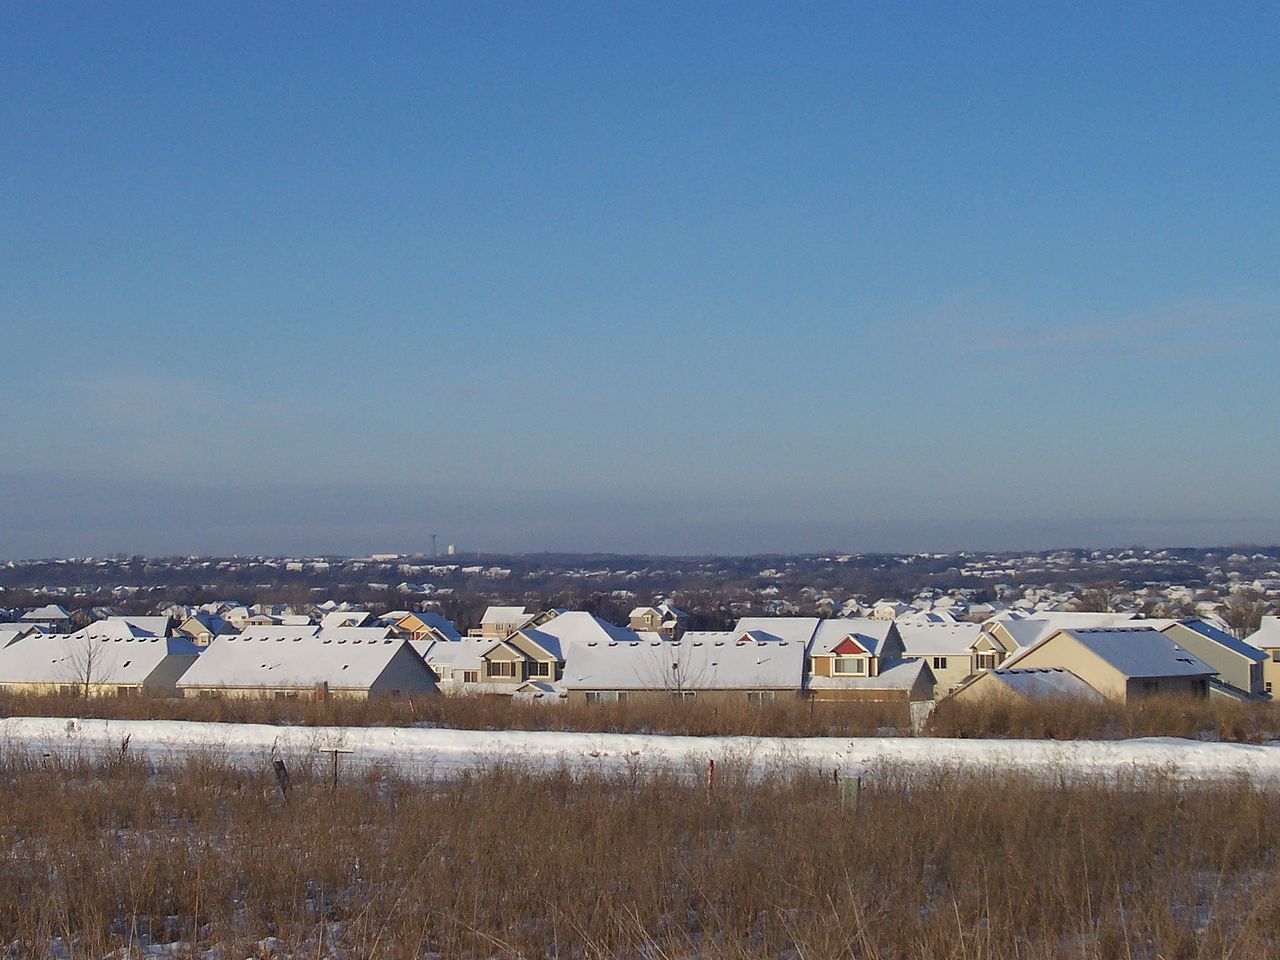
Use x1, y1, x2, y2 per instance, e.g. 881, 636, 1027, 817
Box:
0, 749, 1277, 958
2, 689, 1279, 741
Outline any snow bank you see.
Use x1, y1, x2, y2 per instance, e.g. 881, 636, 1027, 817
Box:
3, 716, 1279, 784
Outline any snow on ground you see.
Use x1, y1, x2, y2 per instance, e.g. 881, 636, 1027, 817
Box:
2, 716, 1279, 784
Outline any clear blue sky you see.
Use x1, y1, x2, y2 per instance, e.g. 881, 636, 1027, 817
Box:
2, 2, 1278, 557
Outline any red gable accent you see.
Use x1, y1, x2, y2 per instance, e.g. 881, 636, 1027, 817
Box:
832, 636, 868, 655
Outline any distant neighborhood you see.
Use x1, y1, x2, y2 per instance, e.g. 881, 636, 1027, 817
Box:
3, 589, 1278, 709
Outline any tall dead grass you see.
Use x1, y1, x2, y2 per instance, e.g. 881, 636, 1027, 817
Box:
926, 693, 1280, 743
0, 751, 1277, 958
0, 689, 911, 737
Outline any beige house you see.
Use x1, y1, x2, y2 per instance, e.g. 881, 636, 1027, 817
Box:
470, 606, 537, 639
951, 666, 1103, 705
896, 622, 981, 697
1144, 619, 1267, 698
962, 626, 1215, 704
0, 628, 199, 697
386, 611, 462, 643
176, 613, 238, 647
176, 626, 436, 700
628, 602, 689, 639
1246, 617, 1280, 696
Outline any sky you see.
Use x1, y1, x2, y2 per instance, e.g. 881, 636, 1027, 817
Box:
2, 2, 1279, 558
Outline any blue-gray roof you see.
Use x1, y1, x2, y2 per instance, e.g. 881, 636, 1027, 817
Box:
1062, 627, 1216, 679
1175, 620, 1267, 663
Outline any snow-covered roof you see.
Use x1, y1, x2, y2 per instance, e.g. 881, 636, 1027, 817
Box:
984, 667, 1103, 701
516, 612, 637, 657
69, 617, 171, 641
1247, 617, 1280, 650
480, 606, 533, 626
896, 622, 982, 656
319, 610, 372, 630
732, 617, 821, 646
1149, 619, 1267, 662
22, 604, 71, 621
807, 619, 895, 657
1057, 627, 1216, 679
806, 659, 928, 691
177, 628, 424, 691
0, 632, 198, 686
419, 637, 492, 672
563, 634, 805, 691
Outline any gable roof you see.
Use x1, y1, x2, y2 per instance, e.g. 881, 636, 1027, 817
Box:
177, 629, 425, 690
733, 617, 822, 647
805, 658, 930, 691
1159, 619, 1267, 663
1248, 617, 1280, 650
1055, 627, 1216, 679
0, 632, 198, 686
563, 634, 805, 691
806, 619, 894, 657
896, 621, 982, 656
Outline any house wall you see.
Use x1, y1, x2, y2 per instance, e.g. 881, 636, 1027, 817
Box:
0, 680, 150, 698
368, 646, 439, 698
1260, 647, 1280, 697
1160, 623, 1262, 696
904, 653, 972, 697
143, 654, 199, 695
1125, 675, 1209, 700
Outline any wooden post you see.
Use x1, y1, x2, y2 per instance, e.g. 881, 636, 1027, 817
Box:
706, 758, 715, 806
326, 748, 354, 790
272, 758, 291, 801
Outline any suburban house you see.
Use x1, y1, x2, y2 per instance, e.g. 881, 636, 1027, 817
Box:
176, 626, 436, 700
972, 612, 1140, 671
0, 629, 199, 697
562, 629, 806, 705
385, 611, 462, 643
175, 612, 239, 647
1247, 617, 1280, 696
1143, 619, 1268, 699
628, 602, 690, 639
953, 626, 1215, 704
21, 605, 73, 631
319, 610, 374, 630
896, 622, 982, 696
474, 612, 637, 693
471, 606, 538, 639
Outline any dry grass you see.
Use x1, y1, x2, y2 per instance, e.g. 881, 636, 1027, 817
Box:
4, 689, 1280, 742
926, 693, 1280, 743
0, 750, 1278, 958
0, 689, 912, 737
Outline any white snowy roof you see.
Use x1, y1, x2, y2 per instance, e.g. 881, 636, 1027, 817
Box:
22, 604, 71, 621
515, 612, 637, 659
896, 622, 981, 656
480, 606, 533, 626
320, 610, 372, 629
563, 634, 805, 691
807, 619, 895, 657
177, 628, 423, 691
732, 617, 821, 646
70, 617, 170, 641
0, 632, 198, 686
806, 659, 929, 691
1248, 617, 1280, 650
1052, 627, 1216, 679
985, 668, 1103, 701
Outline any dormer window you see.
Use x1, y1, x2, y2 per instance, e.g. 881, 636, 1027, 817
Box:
833, 656, 866, 676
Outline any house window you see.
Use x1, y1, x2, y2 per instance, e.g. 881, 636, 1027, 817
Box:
1272, 651, 1280, 663
833, 657, 865, 676
975, 653, 997, 670
116, 686, 138, 698
462, 670, 479, 684
486, 661, 517, 678
585, 691, 629, 704
672, 690, 696, 701
747, 691, 775, 704
529, 661, 552, 678
1266, 682, 1272, 694
932, 657, 948, 671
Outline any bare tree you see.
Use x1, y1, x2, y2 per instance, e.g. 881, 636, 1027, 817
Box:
1220, 590, 1267, 639
63, 637, 119, 698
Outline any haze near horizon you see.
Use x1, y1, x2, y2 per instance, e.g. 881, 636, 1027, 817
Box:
3, 3, 1278, 557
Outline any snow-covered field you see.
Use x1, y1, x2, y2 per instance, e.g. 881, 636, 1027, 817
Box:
4, 716, 1280, 784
